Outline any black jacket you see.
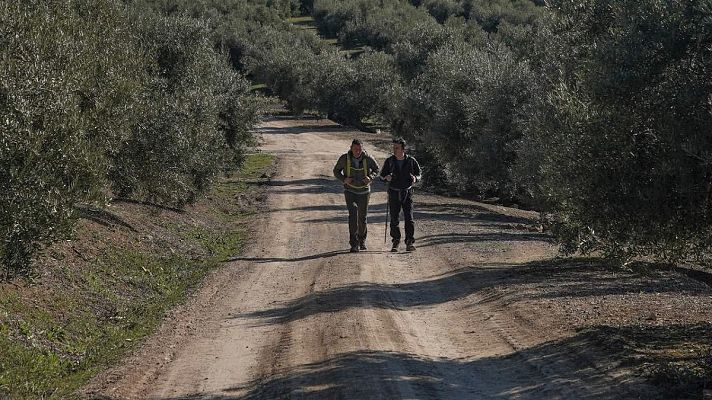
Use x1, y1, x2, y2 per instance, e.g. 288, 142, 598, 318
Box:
380, 155, 422, 190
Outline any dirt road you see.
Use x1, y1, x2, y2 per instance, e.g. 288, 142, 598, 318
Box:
86, 117, 703, 399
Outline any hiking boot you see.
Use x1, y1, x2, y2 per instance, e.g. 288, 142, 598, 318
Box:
350, 246, 359, 253
391, 243, 399, 252
359, 243, 367, 250
406, 244, 416, 252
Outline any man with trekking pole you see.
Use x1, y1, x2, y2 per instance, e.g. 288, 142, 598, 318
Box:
380, 137, 422, 252
333, 139, 380, 253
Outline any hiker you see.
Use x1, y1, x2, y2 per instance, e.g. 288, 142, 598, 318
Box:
333, 139, 380, 253
380, 137, 422, 252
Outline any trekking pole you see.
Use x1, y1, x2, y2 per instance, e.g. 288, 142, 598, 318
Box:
384, 182, 389, 244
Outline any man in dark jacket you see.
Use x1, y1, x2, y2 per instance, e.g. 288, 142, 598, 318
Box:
380, 137, 422, 252
333, 139, 380, 253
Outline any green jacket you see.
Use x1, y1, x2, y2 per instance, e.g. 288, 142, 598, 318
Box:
333, 150, 380, 194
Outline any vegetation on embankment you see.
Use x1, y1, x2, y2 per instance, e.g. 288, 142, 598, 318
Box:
0, 154, 275, 399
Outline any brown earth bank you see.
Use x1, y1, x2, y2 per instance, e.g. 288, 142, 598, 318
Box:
84, 117, 712, 400
0, 152, 275, 399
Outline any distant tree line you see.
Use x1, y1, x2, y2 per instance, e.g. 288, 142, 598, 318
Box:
3, 0, 711, 274
256, 0, 712, 265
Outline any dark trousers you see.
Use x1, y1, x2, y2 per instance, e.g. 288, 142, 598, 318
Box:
345, 191, 370, 247
388, 188, 414, 245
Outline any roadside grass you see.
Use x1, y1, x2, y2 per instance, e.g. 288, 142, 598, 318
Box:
0, 153, 275, 399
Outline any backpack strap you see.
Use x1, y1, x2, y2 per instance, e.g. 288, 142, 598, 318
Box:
345, 153, 369, 188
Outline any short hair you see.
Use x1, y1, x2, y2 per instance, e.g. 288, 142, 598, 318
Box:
351, 139, 363, 146
392, 137, 406, 148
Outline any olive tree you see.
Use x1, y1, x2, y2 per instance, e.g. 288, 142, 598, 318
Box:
515, 0, 712, 262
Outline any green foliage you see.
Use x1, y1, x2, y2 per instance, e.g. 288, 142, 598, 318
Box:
136, 0, 292, 72
317, 50, 401, 127
245, 20, 400, 127
306, 0, 712, 264
245, 26, 326, 114
0, 1, 138, 276
387, 19, 474, 79
339, 5, 437, 51
299, 0, 541, 197
422, 0, 463, 23
108, 13, 256, 206
0, 0, 261, 276
515, 0, 712, 262
399, 41, 535, 196
465, 0, 543, 32
7, 0, 709, 271
313, 0, 360, 38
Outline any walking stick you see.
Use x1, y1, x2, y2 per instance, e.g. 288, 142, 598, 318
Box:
384, 182, 389, 244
